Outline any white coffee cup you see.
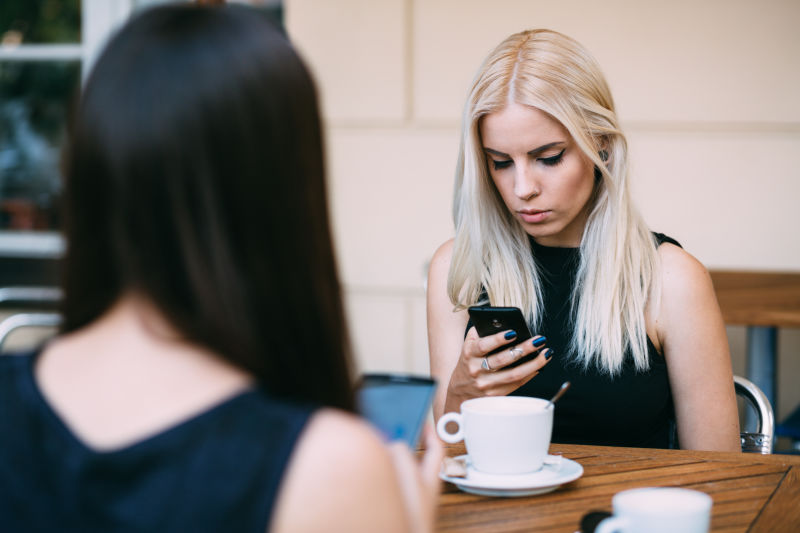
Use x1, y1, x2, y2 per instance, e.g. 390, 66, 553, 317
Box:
596, 487, 712, 533
436, 396, 553, 475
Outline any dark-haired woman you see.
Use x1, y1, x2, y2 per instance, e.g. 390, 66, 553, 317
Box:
0, 4, 441, 531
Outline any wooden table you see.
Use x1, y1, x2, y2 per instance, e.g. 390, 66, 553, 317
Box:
436, 443, 800, 532
709, 271, 800, 417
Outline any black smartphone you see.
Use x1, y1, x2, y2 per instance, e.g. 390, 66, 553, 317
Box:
356, 373, 436, 448
467, 306, 534, 366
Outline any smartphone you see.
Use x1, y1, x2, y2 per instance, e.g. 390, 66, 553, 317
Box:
467, 306, 534, 366
356, 373, 436, 447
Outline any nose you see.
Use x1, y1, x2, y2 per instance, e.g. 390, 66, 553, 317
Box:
513, 162, 540, 199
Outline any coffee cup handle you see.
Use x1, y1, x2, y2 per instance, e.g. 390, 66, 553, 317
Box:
436, 412, 464, 444
595, 516, 629, 533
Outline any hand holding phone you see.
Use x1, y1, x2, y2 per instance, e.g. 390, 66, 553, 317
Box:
467, 306, 535, 367
356, 374, 436, 447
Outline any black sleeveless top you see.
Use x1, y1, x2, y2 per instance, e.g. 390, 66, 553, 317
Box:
474, 233, 679, 448
0, 349, 314, 532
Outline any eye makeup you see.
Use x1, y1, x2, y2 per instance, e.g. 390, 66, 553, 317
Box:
538, 148, 565, 167
489, 148, 565, 171
484, 142, 566, 172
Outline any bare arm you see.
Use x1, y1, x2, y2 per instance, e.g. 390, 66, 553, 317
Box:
270, 409, 443, 533
426, 240, 550, 421
652, 244, 740, 452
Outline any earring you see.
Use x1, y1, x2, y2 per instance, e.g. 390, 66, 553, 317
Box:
599, 150, 608, 162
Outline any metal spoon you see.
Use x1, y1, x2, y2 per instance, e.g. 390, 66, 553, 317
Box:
546, 381, 571, 409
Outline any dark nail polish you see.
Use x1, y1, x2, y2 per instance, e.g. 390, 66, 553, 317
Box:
545, 349, 555, 360
504, 330, 517, 340
532, 336, 547, 347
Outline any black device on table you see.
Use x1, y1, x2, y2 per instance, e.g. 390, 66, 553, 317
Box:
468, 306, 534, 368
356, 373, 436, 447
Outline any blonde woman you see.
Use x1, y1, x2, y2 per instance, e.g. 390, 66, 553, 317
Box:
427, 29, 740, 451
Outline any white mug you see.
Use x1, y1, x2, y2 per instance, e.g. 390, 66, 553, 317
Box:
596, 487, 712, 533
436, 396, 553, 475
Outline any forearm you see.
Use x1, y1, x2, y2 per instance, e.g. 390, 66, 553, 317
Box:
442, 386, 469, 417
432, 372, 467, 421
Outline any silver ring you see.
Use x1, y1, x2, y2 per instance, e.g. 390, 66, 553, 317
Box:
509, 347, 524, 359
481, 358, 492, 372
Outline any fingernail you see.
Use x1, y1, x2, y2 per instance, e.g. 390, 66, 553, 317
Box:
532, 336, 547, 347
504, 330, 517, 340
545, 349, 555, 360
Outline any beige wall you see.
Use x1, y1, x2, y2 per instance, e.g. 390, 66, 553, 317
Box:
285, 1, 800, 420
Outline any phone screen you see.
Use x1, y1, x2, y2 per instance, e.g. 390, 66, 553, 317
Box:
357, 374, 436, 447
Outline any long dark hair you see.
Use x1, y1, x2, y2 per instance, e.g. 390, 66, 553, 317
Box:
60, 4, 354, 411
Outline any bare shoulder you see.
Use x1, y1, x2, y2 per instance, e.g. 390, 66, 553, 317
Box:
658, 243, 708, 283
654, 241, 727, 352
270, 409, 407, 533
651, 242, 720, 345
430, 238, 455, 273
656, 242, 716, 307
427, 238, 455, 303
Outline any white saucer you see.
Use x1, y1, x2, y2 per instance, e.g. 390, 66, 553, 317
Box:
440, 454, 583, 497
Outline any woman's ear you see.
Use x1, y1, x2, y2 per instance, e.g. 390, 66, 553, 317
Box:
596, 135, 610, 162
594, 144, 609, 181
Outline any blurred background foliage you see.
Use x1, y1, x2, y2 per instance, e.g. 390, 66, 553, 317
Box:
0, 0, 81, 44
0, 0, 82, 230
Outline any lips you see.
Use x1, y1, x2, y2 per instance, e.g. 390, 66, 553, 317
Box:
518, 209, 550, 224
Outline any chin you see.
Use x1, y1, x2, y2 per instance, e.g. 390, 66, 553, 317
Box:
524, 225, 580, 247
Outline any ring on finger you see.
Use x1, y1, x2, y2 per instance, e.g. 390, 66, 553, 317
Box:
509, 346, 524, 359
481, 357, 492, 372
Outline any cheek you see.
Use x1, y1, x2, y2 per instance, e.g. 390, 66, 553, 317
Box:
562, 161, 595, 198
489, 173, 514, 203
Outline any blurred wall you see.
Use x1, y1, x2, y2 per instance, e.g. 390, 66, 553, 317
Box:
284, 0, 800, 419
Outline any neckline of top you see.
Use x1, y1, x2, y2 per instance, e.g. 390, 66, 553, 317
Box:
529, 237, 580, 253
22, 348, 258, 458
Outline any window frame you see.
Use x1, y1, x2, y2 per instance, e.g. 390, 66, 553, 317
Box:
0, 0, 133, 258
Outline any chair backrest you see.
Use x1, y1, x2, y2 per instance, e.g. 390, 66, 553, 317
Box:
0, 285, 62, 354
0, 286, 62, 308
0, 312, 62, 353
734, 374, 774, 454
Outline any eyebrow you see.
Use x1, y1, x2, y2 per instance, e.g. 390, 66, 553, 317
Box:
483, 141, 565, 159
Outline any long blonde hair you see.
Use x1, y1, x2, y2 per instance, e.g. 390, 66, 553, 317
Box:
448, 29, 659, 375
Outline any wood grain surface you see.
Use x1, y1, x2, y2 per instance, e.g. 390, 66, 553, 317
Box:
709, 270, 800, 328
435, 443, 800, 533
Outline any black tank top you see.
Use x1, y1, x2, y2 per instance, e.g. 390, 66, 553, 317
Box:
0, 349, 314, 532
474, 233, 678, 448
